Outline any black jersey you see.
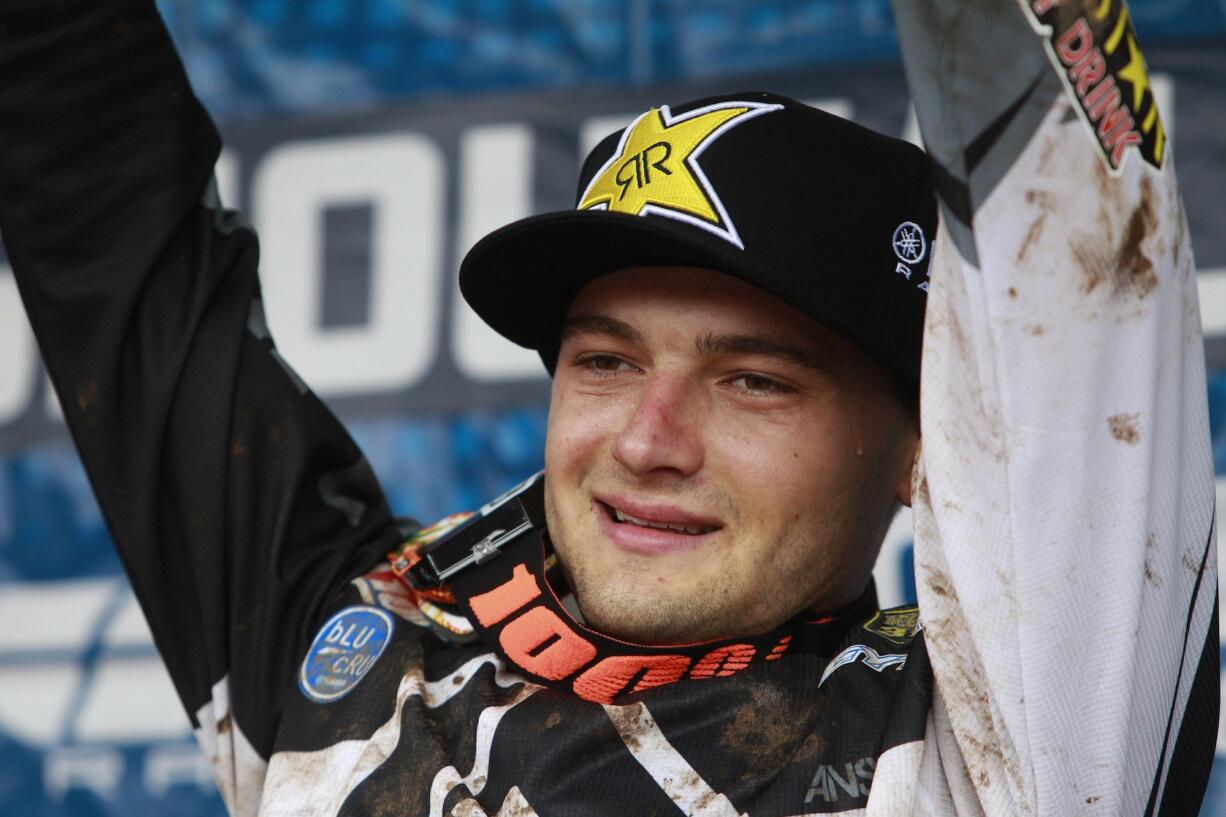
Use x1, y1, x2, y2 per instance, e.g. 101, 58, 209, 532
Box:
1, 0, 1215, 814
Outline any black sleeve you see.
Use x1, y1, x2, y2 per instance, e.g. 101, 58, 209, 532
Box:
0, 0, 405, 758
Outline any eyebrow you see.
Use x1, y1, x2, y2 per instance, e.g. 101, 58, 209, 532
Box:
560, 313, 644, 345
696, 332, 824, 372
561, 312, 822, 372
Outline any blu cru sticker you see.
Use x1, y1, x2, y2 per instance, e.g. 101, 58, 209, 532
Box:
299, 606, 394, 703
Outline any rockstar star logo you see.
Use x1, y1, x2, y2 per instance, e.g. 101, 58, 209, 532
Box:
1115, 32, 1150, 111
577, 100, 783, 248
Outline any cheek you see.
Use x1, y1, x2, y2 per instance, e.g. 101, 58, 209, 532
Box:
544, 383, 629, 493
708, 410, 848, 527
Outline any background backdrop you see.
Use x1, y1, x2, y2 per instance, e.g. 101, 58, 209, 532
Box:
0, 0, 1223, 814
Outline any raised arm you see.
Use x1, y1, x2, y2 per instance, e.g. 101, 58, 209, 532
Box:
0, 1, 402, 810
892, 0, 1217, 813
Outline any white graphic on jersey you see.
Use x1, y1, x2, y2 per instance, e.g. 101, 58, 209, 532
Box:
450, 786, 539, 816
602, 702, 745, 817
818, 645, 907, 687
255, 652, 535, 816
194, 675, 269, 817
428, 678, 538, 817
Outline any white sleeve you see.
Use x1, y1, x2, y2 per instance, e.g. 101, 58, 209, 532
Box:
891, 1, 1218, 814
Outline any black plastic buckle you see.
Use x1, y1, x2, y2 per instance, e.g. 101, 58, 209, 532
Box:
405, 471, 547, 589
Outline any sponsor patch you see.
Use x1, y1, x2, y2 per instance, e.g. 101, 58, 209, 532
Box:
299, 606, 394, 703
576, 100, 782, 248
862, 606, 920, 644
1020, 0, 1165, 173
818, 644, 908, 687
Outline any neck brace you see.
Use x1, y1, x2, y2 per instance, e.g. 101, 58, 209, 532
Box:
390, 472, 872, 704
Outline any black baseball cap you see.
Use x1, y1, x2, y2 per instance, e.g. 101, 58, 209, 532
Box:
459, 91, 936, 383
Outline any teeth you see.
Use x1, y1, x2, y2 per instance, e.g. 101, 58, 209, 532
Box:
613, 507, 711, 535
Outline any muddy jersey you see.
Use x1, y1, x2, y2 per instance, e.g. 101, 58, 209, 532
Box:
0, 0, 1215, 815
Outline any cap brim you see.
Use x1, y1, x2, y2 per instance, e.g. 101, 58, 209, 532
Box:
459, 209, 760, 371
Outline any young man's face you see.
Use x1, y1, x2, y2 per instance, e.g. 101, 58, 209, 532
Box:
544, 266, 918, 644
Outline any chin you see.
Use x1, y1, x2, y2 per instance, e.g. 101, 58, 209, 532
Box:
570, 571, 744, 645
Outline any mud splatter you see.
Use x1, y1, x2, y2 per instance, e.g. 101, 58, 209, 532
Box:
688, 784, 722, 814
1016, 213, 1047, 264
1107, 413, 1140, 445
1144, 533, 1163, 588
1074, 177, 1159, 301
1008, 287, 1019, 299
918, 554, 1027, 810
1087, 795, 1101, 804
1024, 324, 1045, 336
603, 705, 643, 752
1036, 134, 1061, 175
544, 711, 562, 730
926, 567, 953, 598
718, 679, 817, 783
1025, 189, 1056, 207
75, 381, 99, 413
1143, 562, 1162, 587
1115, 192, 1159, 300
1077, 250, 1105, 296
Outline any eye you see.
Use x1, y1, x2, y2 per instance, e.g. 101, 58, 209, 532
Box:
576, 353, 637, 376
729, 373, 792, 395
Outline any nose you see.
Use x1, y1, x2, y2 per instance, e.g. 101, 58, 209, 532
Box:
612, 371, 705, 478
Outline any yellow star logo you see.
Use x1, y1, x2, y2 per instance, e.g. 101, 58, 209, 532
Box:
1116, 33, 1151, 111
577, 100, 782, 247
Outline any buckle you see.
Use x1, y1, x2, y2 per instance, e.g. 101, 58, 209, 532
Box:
404, 471, 547, 588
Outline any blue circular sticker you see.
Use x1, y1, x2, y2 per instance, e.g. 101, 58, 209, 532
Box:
299, 605, 394, 703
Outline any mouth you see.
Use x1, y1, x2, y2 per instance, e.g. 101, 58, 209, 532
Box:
594, 496, 723, 555
603, 503, 719, 535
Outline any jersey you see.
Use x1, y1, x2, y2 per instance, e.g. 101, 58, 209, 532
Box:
0, 0, 1215, 815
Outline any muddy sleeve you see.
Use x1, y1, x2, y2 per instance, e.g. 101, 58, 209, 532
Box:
892, 1, 1217, 813
0, 1, 404, 809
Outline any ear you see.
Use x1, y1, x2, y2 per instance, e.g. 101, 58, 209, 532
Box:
895, 435, 921, 507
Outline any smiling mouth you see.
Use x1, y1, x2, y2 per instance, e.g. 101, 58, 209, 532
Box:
599, 501, 720, 536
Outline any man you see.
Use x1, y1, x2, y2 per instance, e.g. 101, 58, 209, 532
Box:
0, 1, 1215, 816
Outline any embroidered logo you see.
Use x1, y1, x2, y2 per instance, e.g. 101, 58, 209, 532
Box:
577, 100, 783, 248
818, 647, 907, 682
892, 221, 927, 264
299, 606, 394, 703
818, 644, 908, 687
862, 605, 920, 644
1020, 0, 1165, 173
